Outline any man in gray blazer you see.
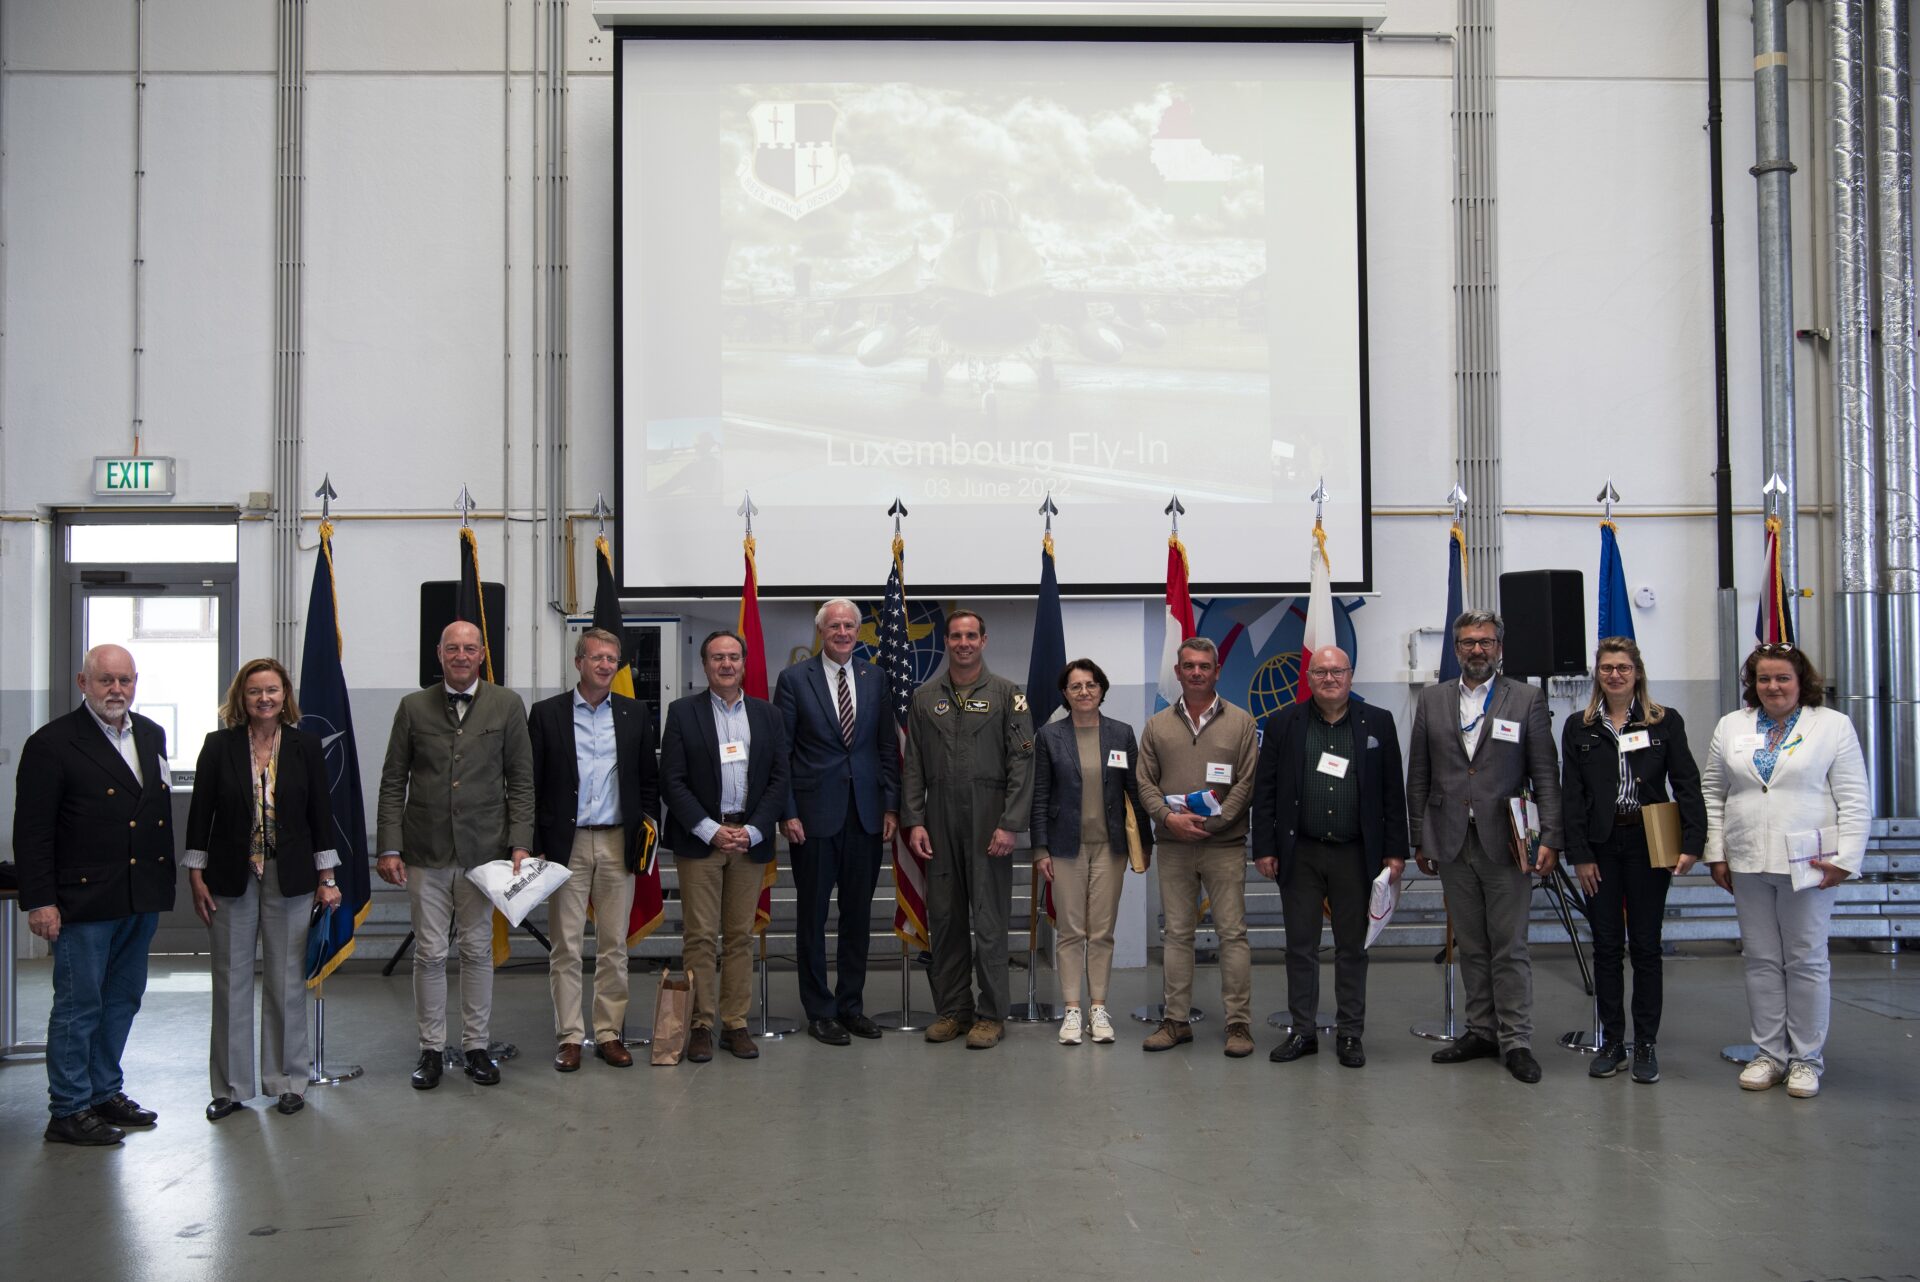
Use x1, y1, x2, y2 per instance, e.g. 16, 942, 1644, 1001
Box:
1407, 610, 1562, 1083
376, 621, 535, 1090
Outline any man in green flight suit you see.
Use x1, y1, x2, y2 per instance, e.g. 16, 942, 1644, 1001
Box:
901, 610, 1036, 1050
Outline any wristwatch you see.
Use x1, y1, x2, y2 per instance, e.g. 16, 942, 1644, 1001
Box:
321, 879, 338, 889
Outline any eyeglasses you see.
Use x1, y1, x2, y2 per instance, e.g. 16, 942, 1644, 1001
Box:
1755, 642, 1796, 655
1064, 681, 1103, 693
1596, 664, 1635, 677
1308, 667, 1351, 679
1455, 638, 1498, 652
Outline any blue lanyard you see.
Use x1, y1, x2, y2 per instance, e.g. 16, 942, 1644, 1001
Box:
1460, 680, 1494, 735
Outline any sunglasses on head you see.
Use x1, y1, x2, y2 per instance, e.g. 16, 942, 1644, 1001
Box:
1754, 642, 1797, 655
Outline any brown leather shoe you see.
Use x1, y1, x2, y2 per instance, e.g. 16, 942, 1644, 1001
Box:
553, 1042, 583, 1072
1143, 1017, 1193, 1052
924, 1014, 972, 1043
686, 1026, 714, 1063
1224, 1022, 1256, 1058
965, 1018, 1004, 1049
594, 1038, 633, 1068
719, 1026, 760, 1060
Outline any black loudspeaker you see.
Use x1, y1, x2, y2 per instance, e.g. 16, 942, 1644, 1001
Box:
1497, 570, 1587, 678
419, 581, 507, 688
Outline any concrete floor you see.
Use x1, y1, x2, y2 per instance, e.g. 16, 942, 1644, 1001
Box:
1, 945, 1915, 1282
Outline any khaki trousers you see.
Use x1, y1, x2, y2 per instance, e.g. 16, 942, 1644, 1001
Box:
406, 864, 495, 1052
677, 845, 763, 1031
1157, 842, 1251, 1025
1051, 839, 1126, 1007
547, 828, 635, 1045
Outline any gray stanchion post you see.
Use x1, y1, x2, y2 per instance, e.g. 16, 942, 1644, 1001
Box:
1558, 992, 1608, 1053
871, 940, 934, 1032
753, 929, 798, 1040
0, 897, 48, 1059
1005, 890, 1061, 1023
1410, 910, 1459, 1042
307, 983, 363, 1086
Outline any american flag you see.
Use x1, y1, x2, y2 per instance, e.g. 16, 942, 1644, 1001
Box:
880, 536, 930, 949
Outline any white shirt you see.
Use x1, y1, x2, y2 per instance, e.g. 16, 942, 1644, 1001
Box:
444, 679, 481, 723
822, 654, 856, 721
85, 702, 147, 787
1458, 676, 1495, 758
1175, 694, 1224, 737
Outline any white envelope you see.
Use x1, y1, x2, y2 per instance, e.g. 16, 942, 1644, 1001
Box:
1365, 866, 1402, 949
1784, 827, 1838, 892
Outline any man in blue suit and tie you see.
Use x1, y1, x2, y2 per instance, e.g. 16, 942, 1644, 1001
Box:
775, 599, 900, 1045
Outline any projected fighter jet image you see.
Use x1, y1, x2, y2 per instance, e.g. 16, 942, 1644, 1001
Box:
807, 191, 1169, 413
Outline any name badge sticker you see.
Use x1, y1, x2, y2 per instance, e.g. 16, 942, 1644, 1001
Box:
1107, 749, 1129, 769
719, 739, 748, 764
1317, 752, 1350, 778
1618, 730, 1651, 753
1734, 733, 1765, 752
1490, 718, 1521, 744
1205, 761, 1234, 785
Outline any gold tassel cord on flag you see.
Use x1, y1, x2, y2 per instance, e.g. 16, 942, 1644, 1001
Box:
1765, 513, 1789, 637
319, 518, 343, 657
1168, 531, 1189, 572
1449, 521, 1469, 577
461, 525, 496, 684
1312, 520, 1329, 569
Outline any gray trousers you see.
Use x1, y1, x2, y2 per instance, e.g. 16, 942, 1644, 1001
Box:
209, 873, 312, 1099
1436, 825, 1535, 1051
407, 864, 495, 1052
925, 814, 1012, 1022
1733, 871, 1837, 1069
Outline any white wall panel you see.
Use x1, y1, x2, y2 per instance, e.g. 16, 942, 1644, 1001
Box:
146, 0, 275, 73
2, 0, 134, 72
139, 75, 276, 501
304, 74, 507, 512
307, 0, 531, 74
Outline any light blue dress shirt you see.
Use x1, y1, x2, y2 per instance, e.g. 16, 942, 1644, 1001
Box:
692, 689, 762, 848
572, 689, 623, 827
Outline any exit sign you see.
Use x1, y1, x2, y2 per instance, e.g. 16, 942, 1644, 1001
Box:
93, 456, 176, 498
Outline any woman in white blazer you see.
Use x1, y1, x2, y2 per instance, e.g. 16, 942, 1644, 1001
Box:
1702, 644, 1869, 1099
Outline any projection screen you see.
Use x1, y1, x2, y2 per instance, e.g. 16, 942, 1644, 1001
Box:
615, 25, 1371, 597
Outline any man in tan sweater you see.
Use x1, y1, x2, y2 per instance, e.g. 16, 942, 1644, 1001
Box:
1136, 637, 1260, 1057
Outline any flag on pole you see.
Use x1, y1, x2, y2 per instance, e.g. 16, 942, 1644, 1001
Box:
1755, 513, 1797, 644
739, 534, 778, 933
593, 535, 663, 945
1158, 535, 1196, 709
1597, 520, 1635, 641
1025, 533, 1065, 923
1438, 522, 1468, 682
880, 536, 929, 950
298, 519, 371, 986
456, 526, 496, 684
1296, 521, 1335, 702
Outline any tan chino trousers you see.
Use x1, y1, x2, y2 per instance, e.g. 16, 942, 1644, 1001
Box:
677, 844, 763, 1031
1051, 838, 1126, 1007
547, 827, 635, 1046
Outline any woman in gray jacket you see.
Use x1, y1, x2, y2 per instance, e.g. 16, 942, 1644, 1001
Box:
1031, 659, 1149, 1046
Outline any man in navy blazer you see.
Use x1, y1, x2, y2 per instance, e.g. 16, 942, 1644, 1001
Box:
1251, 646, 1407, 1069
659, 630, 789, 1062
774, 600, 900, 1046
13, 644, 176, 1146
529, 627, 660, 1072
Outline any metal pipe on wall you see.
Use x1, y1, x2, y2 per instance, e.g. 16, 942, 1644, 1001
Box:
1830, 0, 1881, 798
1753, 0, 1801, 631
131, 0, 147, 456
1453, 0, 1500, 610
1707, 0, 1741, 716
272, 0, 307, 665
1873, 0, 1920, 815
544, 0, 572, 616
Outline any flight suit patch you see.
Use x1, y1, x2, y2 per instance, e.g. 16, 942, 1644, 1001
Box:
1012, 692, 1028, 713
933, 699, 952, 716
962, 699, 991, 714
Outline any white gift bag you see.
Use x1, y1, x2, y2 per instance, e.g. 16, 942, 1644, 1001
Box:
1364, 866, 1402, 950
467, 857, 571, 927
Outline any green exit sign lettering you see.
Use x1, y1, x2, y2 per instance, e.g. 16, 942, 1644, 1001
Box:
92, 456, 176, 498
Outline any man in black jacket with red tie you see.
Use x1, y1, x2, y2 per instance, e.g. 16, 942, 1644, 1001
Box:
13, 644, 177, 1146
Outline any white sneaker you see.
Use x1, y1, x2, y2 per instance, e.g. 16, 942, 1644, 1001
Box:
1738, 1056, 1785, 1091
1059, 1008, 1084, 1045
1785, 1061, 1821, 1098
1089, 1005, 1116, 1044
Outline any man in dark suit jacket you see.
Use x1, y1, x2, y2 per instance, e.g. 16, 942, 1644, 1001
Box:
659, 630, 789, 1063
1407, 610, 1564, 1083
13, 644, 176, 1146
774, 599, 900, 1046
375, 621, 535, 1090
1252, 646, 1407, 1069
529, 627, 659, 1072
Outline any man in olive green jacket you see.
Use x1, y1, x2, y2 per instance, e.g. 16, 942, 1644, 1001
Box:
377, 621, 535, 1089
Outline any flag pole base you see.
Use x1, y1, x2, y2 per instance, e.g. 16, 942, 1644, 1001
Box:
1266, 1011, 1335, 1035
1005, 1002, 1059, 1023
1131, 1004, 1204, 1024
871, 943, 933, 1032
753, 944, 798, 1039
1559, 995, 1609, 1053
306, 992, 362, 1086
442, 1040, 518, 1069
622, 1024, 653, 1047
1721, 1042, 1761, 1064
1409, 956, 1459, 1041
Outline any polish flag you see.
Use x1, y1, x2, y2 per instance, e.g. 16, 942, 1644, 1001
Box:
1158, 535, 1196, 708
1297, 524, 1334, 702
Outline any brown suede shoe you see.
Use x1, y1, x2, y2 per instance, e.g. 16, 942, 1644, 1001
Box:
924, 1014, 972, 1043
719, 1026, 760, 1059
553, 1042, 583, 1072
1224, 1022, 1256, 1058
686, 1026, 715, 1063
594, 1037, 633, 1068
1143, 1017, 1193, 1052
965, 1018, 1004, 1049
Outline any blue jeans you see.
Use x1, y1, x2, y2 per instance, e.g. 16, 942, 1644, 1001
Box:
47, 913, 158, 1118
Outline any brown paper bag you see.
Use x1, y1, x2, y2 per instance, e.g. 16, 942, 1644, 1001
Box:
1640, 802, 1683, 869
649, 968, 693, 1065
1123, 795, 1150, 873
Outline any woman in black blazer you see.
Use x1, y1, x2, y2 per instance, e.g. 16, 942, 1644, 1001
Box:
1560, 637, 1706, 1085
1030, 659, 1149, 1048
183, 658, 339, 1121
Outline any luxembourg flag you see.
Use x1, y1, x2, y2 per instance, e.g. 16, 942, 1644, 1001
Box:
1158, 534, 1196, 709
1296, 521, 1335, 702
